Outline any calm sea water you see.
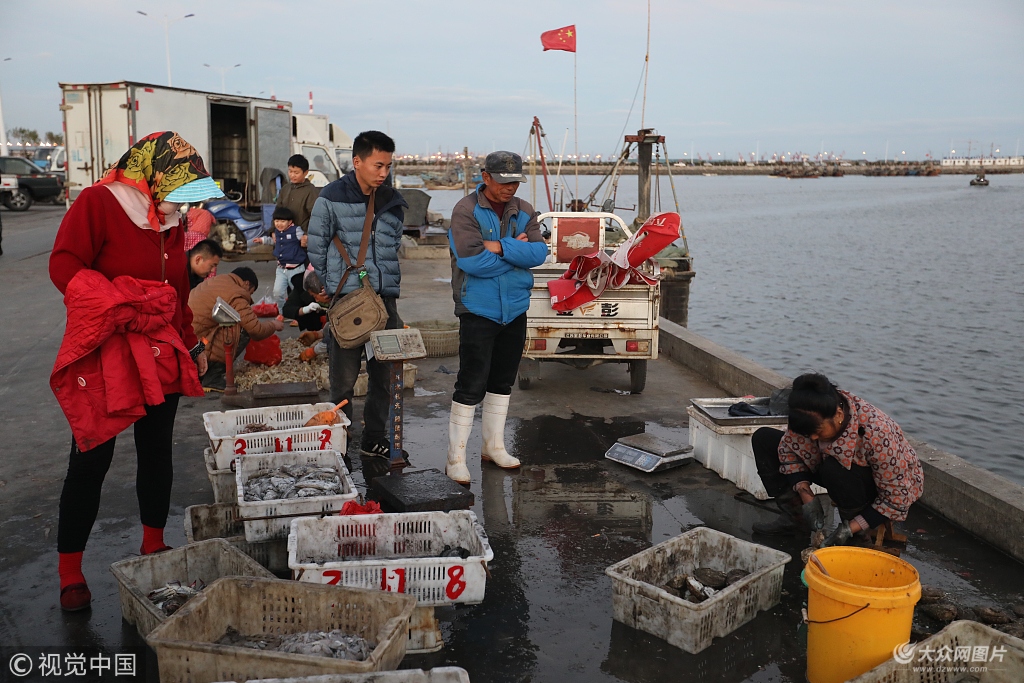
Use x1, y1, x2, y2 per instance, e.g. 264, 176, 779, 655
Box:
413, 173, 1024, 484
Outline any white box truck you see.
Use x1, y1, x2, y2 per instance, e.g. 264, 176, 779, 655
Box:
60, 81, 293, 205
291, 112, 352, 187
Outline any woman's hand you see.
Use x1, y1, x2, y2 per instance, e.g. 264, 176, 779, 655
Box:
195, 352, 208, 377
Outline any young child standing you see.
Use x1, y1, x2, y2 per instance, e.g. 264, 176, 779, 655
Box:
256, 206, 308, 313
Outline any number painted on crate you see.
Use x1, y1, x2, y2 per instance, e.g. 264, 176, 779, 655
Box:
381, 568, 406, 593
445, 565, 466, 600
274, 436, 293, 452
234, 439, 247, 456
323, 570, 342, 585
319, 429, 331, 450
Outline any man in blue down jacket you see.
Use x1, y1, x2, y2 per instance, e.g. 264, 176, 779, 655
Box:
445, 151, 548, 483
308, 131, 407, 458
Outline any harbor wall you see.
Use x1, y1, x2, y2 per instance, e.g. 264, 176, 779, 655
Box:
397, 163, 1024, 177
658, 317, 1024, 565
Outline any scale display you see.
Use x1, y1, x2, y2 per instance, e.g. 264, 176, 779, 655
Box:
605, 442, 694, 473
369, 329, 427, 362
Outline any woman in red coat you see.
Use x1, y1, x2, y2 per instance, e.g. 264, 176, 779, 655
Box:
49, 132, 223, 612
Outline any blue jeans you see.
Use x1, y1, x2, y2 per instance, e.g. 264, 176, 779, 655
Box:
274, 264, 304, 312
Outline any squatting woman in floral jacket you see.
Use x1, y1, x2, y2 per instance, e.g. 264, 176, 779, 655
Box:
750, 373, 924, 546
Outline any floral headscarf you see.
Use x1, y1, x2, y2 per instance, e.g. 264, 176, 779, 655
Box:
95, 131, 212, 231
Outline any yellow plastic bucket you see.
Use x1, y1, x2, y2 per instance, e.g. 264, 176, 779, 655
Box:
805, 546, 921, 683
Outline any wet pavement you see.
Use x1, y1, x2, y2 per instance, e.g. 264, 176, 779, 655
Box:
1, 206, 1022, 682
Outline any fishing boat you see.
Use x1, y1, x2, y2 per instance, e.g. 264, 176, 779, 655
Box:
970, 173, 989, 187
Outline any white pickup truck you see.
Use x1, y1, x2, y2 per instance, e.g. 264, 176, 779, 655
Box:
517, 212, 660, 394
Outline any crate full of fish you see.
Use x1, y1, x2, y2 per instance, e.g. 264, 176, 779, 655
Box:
145, 577, 416, 683
287, 511, 493, 607
605, 526, 791, 654
184, 502, 289, 574
204, 404, 351, 470
109, 538, 274, 637
236, 450, 357, 542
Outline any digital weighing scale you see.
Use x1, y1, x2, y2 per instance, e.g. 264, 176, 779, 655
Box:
367, 328, 427, 473
604, 431, 693, 473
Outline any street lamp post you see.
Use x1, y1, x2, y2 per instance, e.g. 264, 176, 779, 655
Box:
137, 11, 195, 86
0, 57, 11, 157
203, 64, 242, 93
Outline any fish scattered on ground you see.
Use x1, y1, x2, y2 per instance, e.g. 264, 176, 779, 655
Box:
919, 586, 946, 604
216, 627, 371, 661
243, 464, 343, 502
148, 579, 205, 616
974, 606, 1012, 625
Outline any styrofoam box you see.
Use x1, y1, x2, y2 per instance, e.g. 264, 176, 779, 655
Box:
848, 620, 1024, 683
287, 511, 493, 607
236, 450, 357, 542
605, 526, 792, 654
109, 539, 273, 637
244, 668, 471, 683
205, 447, 238, 504
145, 577, 416, 682
204, 404, 351, 470
688, 405, 784, 501
184, 502, 289, 574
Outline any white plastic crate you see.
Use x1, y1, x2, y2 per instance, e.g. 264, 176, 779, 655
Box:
109, 539, 274, 637
185, 502, 289, 574
245, 667, 470, 683
145, 577, 416, 682
205, 404, 351, 470
847, 620, 1024, 683
205, 447, 238, 504
287, 511, 493, 607
687, 405, 785, 500
236, 450, 357, 542
605, 526, 792, 654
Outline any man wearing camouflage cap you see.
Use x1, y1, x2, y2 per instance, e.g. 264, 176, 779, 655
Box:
445, 151, 549, 484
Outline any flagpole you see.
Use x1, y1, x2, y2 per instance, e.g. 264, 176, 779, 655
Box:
574, 48, 579, 201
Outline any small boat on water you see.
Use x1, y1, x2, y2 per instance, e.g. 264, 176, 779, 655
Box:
970, 172, 989, 187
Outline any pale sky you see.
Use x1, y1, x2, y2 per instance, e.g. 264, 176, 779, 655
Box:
3, 0, 1022, 160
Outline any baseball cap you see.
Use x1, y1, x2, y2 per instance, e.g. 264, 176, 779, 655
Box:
484, 151, 527, 184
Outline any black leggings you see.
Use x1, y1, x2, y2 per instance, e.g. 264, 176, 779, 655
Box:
751, 427, 877, 517
453, 312, 527, 406
57, 395, 180, 553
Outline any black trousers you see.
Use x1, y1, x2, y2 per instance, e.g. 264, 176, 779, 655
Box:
57, 394, 180, 553
327, 297, 402, 447
751, 427, 877, 517
453, 312, 528, 406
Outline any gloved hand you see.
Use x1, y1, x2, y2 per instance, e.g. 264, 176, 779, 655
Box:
299, 347, 318, 363
298, 330, 322, 347
802, 497, 825, 530
300, 302, 323, 315
822, 520, 854, 547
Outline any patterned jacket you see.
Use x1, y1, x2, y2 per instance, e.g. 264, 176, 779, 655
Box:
778, 391, 924, 522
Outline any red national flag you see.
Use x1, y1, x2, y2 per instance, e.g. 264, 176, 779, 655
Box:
541, 25, 576, 53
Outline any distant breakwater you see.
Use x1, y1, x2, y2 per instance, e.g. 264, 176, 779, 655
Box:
396, 163, 1023, 177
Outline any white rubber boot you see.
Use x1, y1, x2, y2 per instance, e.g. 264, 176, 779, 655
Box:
446, 401, 474, 484
481, 392, 520, 469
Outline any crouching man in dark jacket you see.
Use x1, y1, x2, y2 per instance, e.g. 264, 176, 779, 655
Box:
445, 151, 548, 483
307, 131, 407, 457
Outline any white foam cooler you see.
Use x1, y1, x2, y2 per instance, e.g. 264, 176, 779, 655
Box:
687, 405, 786, 500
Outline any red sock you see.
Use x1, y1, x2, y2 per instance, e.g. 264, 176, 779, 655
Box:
141, 525, 166, 554
58, 552, 86, 589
